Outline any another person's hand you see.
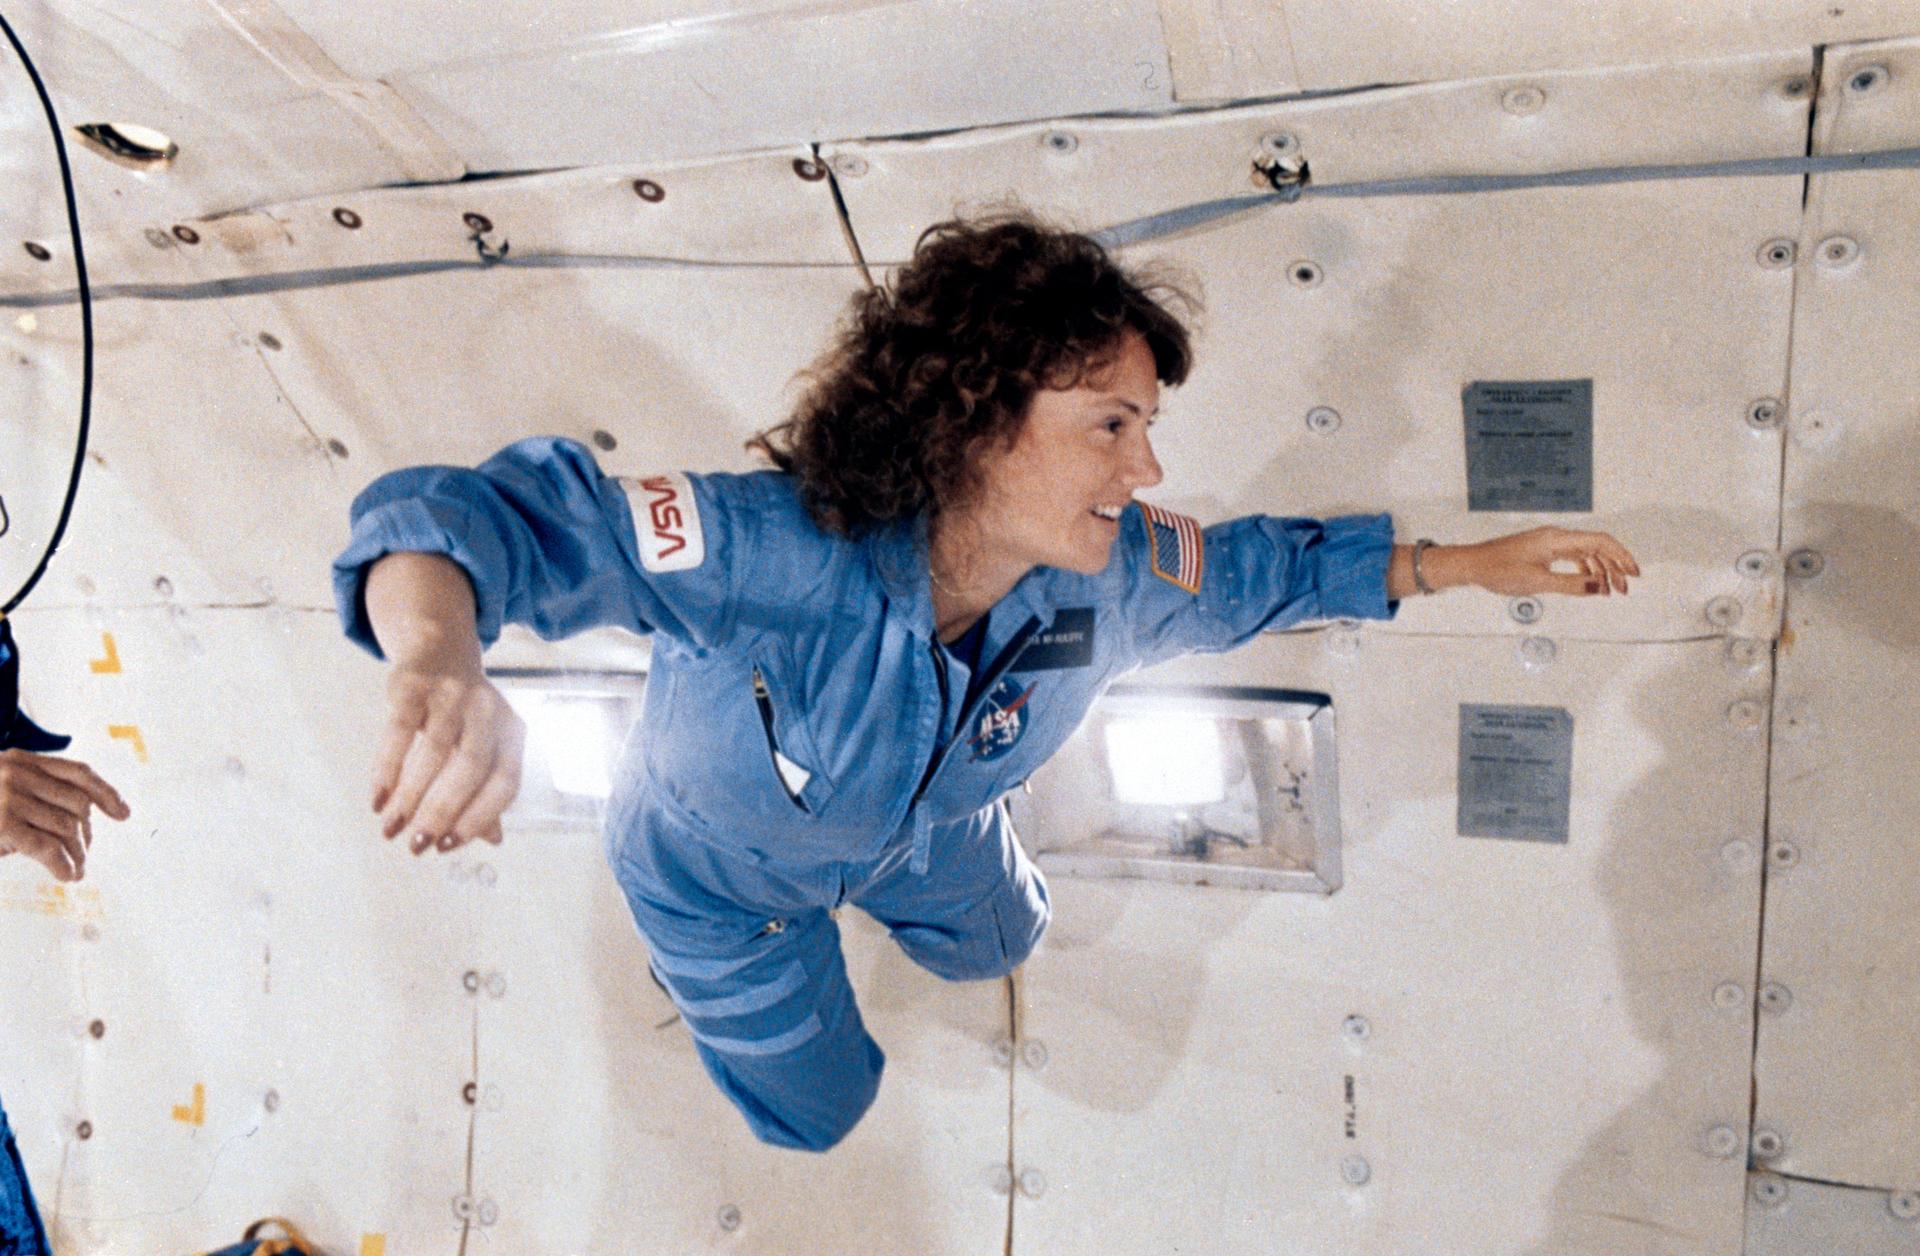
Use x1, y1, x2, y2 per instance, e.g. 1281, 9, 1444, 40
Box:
374, 644, 525, 855
0, 749, 130, 882
1461, 526, 1640, 597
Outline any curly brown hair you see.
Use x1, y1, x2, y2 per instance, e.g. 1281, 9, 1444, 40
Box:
748, 210, 1197, 535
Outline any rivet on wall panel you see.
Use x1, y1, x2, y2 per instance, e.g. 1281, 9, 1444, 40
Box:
326, 439, 350, 460
1890, 1192, 1920, 1221
1745, 398, 1783, 432
1769, 840, 1801, 871
171, 224, 200, 245
462, 212, 493, 234
1704, 596, 1743, 629
1021, 1040, 1049, 1070
1735, 551, 1775, 578
992, 1036, 1014, 1066
1725, 699, 1764, 732
792, 157, 827, 182
1702, 1125, 1742, 1158
1756, 239, 1795, 269
22, 241, 50, 261
333, 207, 362, 230
591, 429, 618, 452
262, 1089, 279, 1113
1041, 131, 1078, 155
1846, 65, 1889, 95
632, 178, 665, 202
144, 228, 171, 250
1816, 236, 1860, 268
1259, 132, 1299, 158
1305, 406, 1341, 434
1507, 596, 1543, 625
1751, 1127, 1786, 1159
1785, 549, 1825, 578
153, 575, 174, 598
88, 1019, 104, 1039
1518, 636, 1556, 670
1342, 1014, 1372, 1042
476, 1198, 498, 1226
451, 1195, 474, 1222
1287, 260, 1323, 288
1720, 839, 1755, 868
484, 971, 507, 998
463, 1082, 477, 1105
462, 969, 480, 993
1758, 982, 1793, 1014
75, 1120, 92, 1140
717, 1204, 742, 1231
1724, 639, 1766, 673
991, 1164, 1016, 1195
1340, 1155, 1371, 1186
1751, 1175, 1788, 1206
1711, 981, 1745, 1011
1019, 1168, 1048, 1199
830, 154, 867, 178
1500, 85, 1546, 115
1780, 76, 1812, 99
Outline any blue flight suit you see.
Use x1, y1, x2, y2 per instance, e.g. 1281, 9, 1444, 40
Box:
0, 1094, 50, 1256
334, 436, 1396, 1151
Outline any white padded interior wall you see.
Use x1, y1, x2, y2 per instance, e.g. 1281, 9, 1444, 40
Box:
1007, 630, 1767, 1256
1752, 34, 1920, 1195
826, 51, 1807, 645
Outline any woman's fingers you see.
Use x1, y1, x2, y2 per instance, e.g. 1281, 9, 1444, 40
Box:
446, 731, 525, 848
376, 672, 524, 855
372, 676, 431, 815
28, 756, 129, 821
8, 811, 84, 882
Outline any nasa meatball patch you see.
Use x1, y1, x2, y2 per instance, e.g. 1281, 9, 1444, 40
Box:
972, 677, 1034, 762
625, 473, 706, 572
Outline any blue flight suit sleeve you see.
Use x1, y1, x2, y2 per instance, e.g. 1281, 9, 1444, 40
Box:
332, 436, 741, 658
1120, 508, 1398, 668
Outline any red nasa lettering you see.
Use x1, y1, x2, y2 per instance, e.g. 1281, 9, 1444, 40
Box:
640, 474, 687, 559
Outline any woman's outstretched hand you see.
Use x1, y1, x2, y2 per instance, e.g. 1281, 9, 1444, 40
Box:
0, 750, 130, 882
365, 552, 526, 855
1454, 526, 1640, 597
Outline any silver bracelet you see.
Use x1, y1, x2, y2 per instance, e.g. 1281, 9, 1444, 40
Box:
1412, 538, 1437, 595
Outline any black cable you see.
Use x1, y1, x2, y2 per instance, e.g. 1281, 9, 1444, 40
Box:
0, 6, 94, 618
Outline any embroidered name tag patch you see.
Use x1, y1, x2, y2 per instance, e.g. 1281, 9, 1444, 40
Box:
625, 473, 706, 572
1139, 502, 1203, 593
1013, 607, 1095, 671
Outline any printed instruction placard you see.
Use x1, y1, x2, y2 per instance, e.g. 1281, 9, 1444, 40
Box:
1457, 704, 1574, 844
1463, 379, 1594, 512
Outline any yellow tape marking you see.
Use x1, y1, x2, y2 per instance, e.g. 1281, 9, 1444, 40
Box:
107, 724, 148, 762
89, 633, 121, 674
172, 1082, 205, 1125
359, 1236, 386, 1256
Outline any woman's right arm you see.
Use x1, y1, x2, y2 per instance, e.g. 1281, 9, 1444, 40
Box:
363, 552, 525, 854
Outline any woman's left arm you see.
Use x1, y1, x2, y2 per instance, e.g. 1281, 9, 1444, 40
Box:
1388, 526, 1640, 600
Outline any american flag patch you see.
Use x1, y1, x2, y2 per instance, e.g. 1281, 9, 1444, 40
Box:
1138, 502, 1204, 593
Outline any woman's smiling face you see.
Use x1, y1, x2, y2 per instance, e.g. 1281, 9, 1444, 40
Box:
964, 330, 1167, 576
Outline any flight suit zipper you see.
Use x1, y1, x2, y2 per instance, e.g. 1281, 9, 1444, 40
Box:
751, 665, 811, 814
911, 615, 1042, 810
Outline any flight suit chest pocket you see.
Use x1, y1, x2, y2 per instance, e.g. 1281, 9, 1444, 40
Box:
747, 644, 836, 815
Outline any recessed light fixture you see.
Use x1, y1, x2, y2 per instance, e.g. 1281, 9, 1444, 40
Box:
491, 670, 646, 823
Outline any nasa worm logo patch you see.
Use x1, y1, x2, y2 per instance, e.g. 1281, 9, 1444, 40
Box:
626, 473, 705, 572
972, 677, 1034, 762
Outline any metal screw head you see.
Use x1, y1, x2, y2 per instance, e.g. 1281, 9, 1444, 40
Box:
1021, 1040, 1049, 1070
1041, 131, 1078, 154
263, 1089, 280, 1113
1508, 596, 1543, 625
1769, 841, 1801, 870
1786, 549, 1825, 578
792, 157, 827, 181
1736, 551, 1775, 578
1890, 1191, 1920, 1221
23, 241, 51, 261
632, 178, 665, 203
1847, 65, 1889, 94
1019, 1168, 1048, 1199
325, 438, 349, 459
1726, 699, 1765, 732
1781, 77, 1811, 98
1259, 131, 1299, 157
1746, 398, 1783, 431
1759, 982, 1793, 1013
1704, 596, 1744, 629
1752, 1175, 1789, 1206
1704, 1125, 1742, 1158
1725, 639, 1766, 672
462, 970, 481, 993
1712, 982, 1745, 1011
1752, 1128, 1786, 1159
991, 1165, 1015, 1195
88, 1019, 105, 1039
1288, 260, 1323, 288
1341, 1154, 1372, 1186
1501, 85, 1546, 115
258, 332, 283, 351
451, 1194, 475, 1222
1305, 406, 1341, 434
154, 575, 175, 597
1757, 239, 1796, 269
332, 207, 362, 230
172, 224, 201, 245
992, 1037, 1014, 1067
830, 153, 868, 178
1817, 236, 1860, 267
1519, 636, 1558, 670
591, 428, 618, 451
1342, 1014, 1372, 1042
463, 212, 493, 234
76, 1120, 93, 1140
462, 1082, 477, 1105
717, 1204, 742, 1231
